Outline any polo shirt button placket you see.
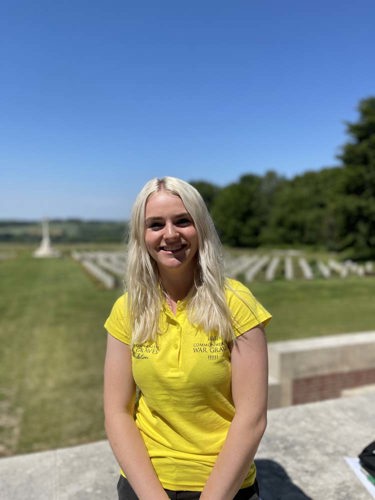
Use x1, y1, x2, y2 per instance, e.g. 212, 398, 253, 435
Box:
173, 322, 182, 368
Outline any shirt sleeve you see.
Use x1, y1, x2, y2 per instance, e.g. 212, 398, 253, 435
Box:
225, 279, 272, 337
104, 294, 132, 344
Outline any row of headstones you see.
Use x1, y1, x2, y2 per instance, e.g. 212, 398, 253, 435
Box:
225, 254, 374, 281
71, 251, 126, 289
71, 251, 374, 289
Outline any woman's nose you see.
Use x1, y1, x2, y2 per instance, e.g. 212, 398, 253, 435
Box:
164, 223, 178, 239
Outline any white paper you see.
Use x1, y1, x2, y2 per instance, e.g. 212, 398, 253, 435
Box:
344, 456, 375, 498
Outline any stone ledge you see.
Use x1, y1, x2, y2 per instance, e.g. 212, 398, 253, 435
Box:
267, 331, 375, 407
0, 441, 118, 500
0, 392, 373, 499
256, 391, 374, 499
269, 331, 375, 379
341, 382, 375, 397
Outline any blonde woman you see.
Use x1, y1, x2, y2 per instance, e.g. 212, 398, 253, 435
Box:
104, 177, 271, 500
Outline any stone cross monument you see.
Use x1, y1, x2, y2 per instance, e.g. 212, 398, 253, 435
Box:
33, 219, 60, 258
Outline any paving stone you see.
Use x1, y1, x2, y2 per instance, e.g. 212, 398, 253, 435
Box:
1, 393, 373, 499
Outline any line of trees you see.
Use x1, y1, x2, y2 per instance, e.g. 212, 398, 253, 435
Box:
0, 219, 128, 243
191, 97, 375, 260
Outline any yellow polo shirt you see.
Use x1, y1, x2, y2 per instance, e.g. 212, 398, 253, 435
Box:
104, 278, 271, 491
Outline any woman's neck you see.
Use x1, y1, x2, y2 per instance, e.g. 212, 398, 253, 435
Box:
159, 272, 195, 303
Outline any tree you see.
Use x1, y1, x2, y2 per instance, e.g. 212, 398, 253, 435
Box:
263, 167, 342, 248
211, 174, 265, 247
189, 180, 221, 212
335, 97, 375, 259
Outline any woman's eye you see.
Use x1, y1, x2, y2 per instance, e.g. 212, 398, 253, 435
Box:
148, 222, 163, 230
176, 218, 192, 227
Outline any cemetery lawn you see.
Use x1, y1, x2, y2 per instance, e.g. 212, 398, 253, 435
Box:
0, 249, 120, 456
1, 248, 374, 455
251, 278, 375, 342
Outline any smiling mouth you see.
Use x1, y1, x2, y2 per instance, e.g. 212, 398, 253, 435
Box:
160, 245, 186, 253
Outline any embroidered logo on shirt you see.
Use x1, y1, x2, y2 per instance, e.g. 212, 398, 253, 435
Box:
192, 338, 226, 360
132, 344, 159, 359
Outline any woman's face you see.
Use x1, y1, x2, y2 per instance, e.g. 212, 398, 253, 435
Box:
144, 190, 199, 275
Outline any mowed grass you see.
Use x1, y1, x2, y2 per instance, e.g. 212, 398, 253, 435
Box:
0, 248, 374, 455
0, 250, 121, 456
250, 277, 375, 341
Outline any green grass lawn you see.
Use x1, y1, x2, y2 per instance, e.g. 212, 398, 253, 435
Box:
0, 248, 374, 456
250, 278, 375, 342
0, 250, 121, 456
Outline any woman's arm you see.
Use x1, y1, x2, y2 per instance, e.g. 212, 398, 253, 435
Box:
104, 334, 169, 500
200, 325, 268, 500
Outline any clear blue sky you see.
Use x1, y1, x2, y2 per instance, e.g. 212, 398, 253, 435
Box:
1, 0, 375, 220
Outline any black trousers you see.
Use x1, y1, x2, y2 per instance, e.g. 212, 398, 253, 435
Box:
117, 475, 259, 500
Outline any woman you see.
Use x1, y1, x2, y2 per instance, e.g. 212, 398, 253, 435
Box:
104, 177, 271, 500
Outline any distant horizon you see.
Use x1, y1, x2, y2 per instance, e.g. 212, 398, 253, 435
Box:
1, 0, 374, 220
1, 162, 342, 222
0, 217, 128, 222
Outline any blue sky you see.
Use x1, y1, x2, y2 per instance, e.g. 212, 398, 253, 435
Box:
1, 0, 375, 220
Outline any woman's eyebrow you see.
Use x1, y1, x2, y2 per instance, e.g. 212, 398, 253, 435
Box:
145, 216, 163, 222
174, 212, 191, 218
145, 212, 190, 223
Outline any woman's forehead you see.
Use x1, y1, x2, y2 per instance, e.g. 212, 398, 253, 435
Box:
145, 190, 188, 216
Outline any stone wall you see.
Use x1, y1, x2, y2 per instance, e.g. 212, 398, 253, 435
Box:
267, 331, 375, 408
292, 367, 375, 404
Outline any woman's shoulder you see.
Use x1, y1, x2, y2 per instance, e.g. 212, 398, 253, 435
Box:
225, 277, 272, 331
104, 292, 132, 344
225, 277, 252, 296
112, 292, 127, 308
106, 292, 132, 324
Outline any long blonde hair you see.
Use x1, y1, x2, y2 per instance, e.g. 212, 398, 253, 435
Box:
125, 176, 234, 344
